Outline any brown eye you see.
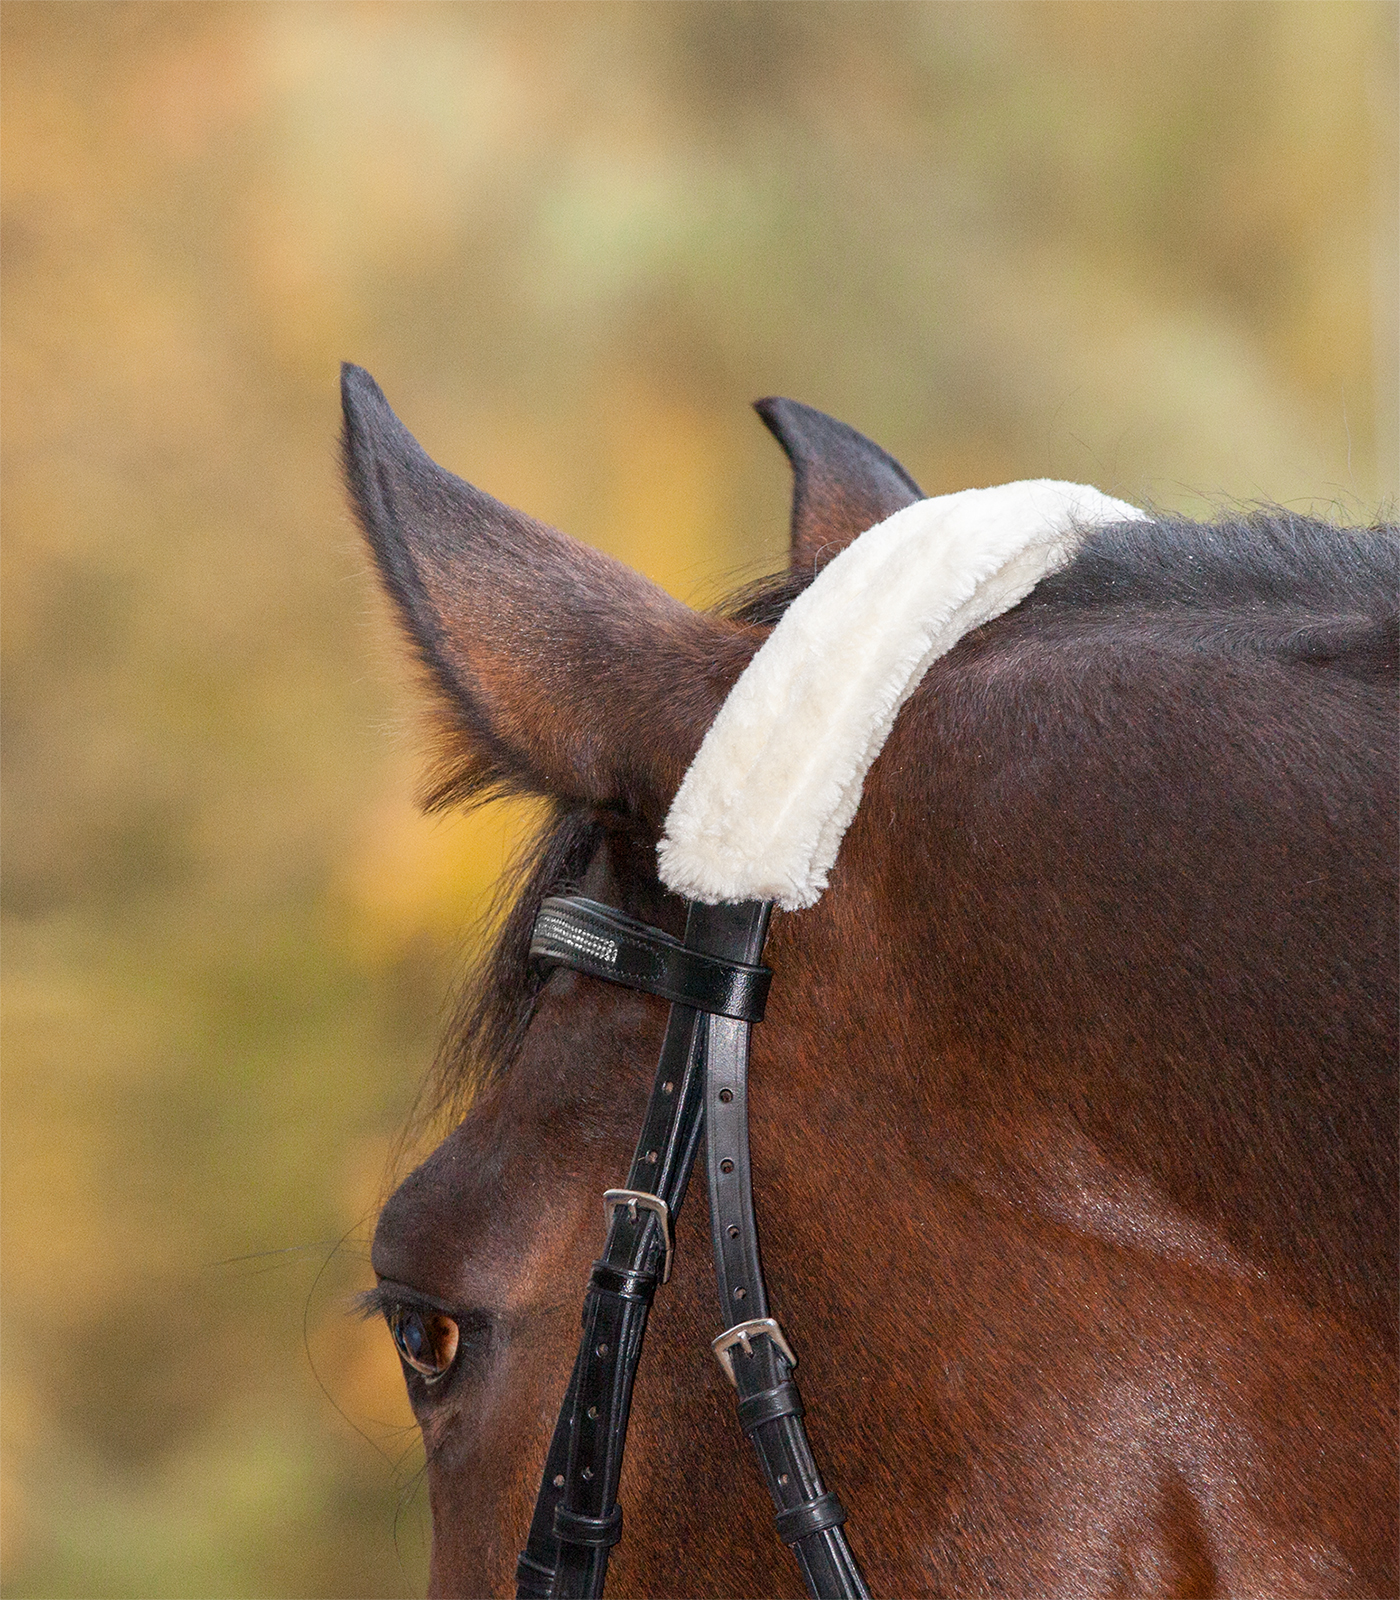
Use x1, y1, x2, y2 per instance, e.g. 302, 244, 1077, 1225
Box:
389, 1306, 460, 1381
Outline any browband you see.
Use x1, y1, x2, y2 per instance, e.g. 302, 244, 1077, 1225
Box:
531, 896, 772, 1022
517, 894, 868, 1600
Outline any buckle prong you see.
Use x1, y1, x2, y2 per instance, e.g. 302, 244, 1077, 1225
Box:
603, 1189, 673, 1283
711, 1316, 797, 1387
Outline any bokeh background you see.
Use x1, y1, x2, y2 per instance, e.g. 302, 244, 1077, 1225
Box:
2, 3, 1396, 1595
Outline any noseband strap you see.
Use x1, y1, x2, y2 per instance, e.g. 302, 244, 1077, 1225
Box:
516, 895, 869, 1600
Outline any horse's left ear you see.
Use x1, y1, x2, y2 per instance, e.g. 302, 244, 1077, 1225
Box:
341, 364, 756, 824
755, 397, 923, 577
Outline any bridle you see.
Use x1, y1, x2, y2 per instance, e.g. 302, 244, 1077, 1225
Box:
506, 479, 1145, 1599
514, 894, 870, 1600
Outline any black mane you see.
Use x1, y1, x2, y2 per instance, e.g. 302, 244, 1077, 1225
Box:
1039, 509, 1398, 617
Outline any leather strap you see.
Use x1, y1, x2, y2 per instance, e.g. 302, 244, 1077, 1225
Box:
516, 999, 704, 1599
737, 1379, 802, 1433
532, 896, 772, 1022
703, 976, 871, 1600
553, 1505, 624, 1548
517, 899, 772, 1599
516, 893, 867, 1600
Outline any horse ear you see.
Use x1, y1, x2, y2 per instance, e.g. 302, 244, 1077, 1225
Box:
341, 364, 754, 823
755, 398, 924, 578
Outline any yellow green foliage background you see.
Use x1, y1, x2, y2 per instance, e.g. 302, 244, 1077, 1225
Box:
2, 4, 1395, 1595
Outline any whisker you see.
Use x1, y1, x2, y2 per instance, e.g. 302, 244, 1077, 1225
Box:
391, 1446, 430, 1576
206, 1240, 359, 1269
302, 1214, 403, 1470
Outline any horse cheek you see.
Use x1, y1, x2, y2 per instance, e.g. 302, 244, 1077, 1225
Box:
422, 1331, 571, 1600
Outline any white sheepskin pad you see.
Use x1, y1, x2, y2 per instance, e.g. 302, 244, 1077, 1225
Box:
658, 479, 1146, 910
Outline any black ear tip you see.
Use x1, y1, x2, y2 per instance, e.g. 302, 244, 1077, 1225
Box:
340, 365, 419, 474
754, 397, 847, 453
754, 396, 802, 432
340, 362, 388, 419
754, 397, 818, 458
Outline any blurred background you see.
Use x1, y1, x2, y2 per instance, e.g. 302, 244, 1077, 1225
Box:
2, 3, 1395, 1594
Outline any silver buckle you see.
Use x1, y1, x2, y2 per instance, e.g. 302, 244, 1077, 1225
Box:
710, 1317, 797, 1387
602, 1189, 673, 1284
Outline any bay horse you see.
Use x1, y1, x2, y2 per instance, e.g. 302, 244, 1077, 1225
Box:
341, 362, 1398, 1599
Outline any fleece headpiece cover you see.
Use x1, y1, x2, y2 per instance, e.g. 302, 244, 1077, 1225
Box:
657, 479, 1146, 911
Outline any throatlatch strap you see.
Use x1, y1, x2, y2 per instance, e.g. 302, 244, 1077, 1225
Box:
516, 898, 773, 1600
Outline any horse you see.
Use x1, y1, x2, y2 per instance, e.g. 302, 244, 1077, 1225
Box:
340, 362, 1398, 1599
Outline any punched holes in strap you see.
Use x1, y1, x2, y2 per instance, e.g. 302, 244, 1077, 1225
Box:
531, 896, 772, 1022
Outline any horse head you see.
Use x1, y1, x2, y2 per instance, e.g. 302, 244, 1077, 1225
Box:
342, 365, 1397, 1599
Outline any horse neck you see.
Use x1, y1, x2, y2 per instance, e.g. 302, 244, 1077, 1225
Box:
773, 654, 1396, 1350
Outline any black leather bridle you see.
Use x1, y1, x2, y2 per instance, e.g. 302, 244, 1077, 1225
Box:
514, 894, 870, 1600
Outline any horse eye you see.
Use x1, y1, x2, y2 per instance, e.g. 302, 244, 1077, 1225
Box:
388, 1306, 460, 1382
